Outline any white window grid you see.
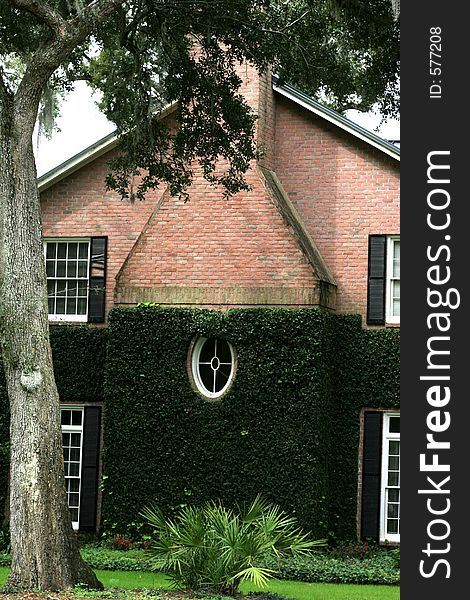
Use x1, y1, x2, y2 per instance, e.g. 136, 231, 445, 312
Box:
44, 239, 90, 322
380, 413, 400, 543
192, 337, 235, 399
386, 236, 400, 324
61, 407, 84, 530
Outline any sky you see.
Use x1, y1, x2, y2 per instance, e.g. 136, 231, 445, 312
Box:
35, 81, 400, 177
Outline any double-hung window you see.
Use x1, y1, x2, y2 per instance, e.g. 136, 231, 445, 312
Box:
44, 237, 107, 323
386, 237, 400, 324
367, 235, 400, 325
379, 413, 400, 542
61, 407, 84, 530
361, 411, 400, 543
60, 405, 101, 531
45, 240, 90, 322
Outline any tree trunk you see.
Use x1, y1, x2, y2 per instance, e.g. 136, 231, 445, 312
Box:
0, 85, 102, 592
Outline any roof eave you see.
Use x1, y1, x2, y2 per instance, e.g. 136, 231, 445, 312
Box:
272, 79, 400, 162
38, 102, 179, 193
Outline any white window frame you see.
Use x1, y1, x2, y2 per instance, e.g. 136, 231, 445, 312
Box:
379, 412, 400, 543
191, 337, 235, 399
61, 406, 84, 530
44, 238, 90, 323
385, 236, 400, 324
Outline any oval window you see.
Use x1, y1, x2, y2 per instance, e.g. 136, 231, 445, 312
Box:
191, 337, 235, 399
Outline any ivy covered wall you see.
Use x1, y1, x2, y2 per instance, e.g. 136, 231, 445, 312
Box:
101, 307, 399, 540
0, 307, 399, 540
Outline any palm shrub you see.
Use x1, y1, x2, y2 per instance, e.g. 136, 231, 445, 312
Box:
141, 495, 325, 595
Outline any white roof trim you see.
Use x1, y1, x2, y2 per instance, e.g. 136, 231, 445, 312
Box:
38, 86, 399, 193
38, 132, 119, 192
38, 102, 178, 192
273, 81, 400, 162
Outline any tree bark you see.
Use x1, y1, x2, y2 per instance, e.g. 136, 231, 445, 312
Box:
0, 68, 102, 594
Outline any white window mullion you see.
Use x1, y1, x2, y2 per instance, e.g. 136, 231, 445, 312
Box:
386, 236, 400, 324
61, 407, 84, 530
44, 238, 90, 322
380, 413, 400, 543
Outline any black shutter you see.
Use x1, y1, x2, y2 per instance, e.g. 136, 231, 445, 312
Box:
79, 406, 101, 530
361, 411, 383, 539
88, 237, 107, 323
367, 235, 386, 325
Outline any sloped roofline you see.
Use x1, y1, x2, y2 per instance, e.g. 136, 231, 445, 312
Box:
38, 102, 178, 192
272, 76, 400, 162
38, 81, 399, 192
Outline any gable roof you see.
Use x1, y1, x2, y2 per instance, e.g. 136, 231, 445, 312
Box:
272, 76, 400, 162
37, 102, 177, 193
38, 81, 399, 192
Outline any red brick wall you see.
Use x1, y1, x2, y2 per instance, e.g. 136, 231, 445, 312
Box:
40, 151, 163, 316
274, 95, 400, 322
116, 164, 316, 289
40, 73, 399, 321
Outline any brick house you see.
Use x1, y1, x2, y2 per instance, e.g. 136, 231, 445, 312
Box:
36, 65, 400, 542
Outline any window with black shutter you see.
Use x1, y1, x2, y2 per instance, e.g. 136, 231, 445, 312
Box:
360, 411, 400, 543
367, 235, 400, 326
44, 237, 107, 323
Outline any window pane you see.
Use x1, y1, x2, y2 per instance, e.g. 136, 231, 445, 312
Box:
68, 243, 78, 259
56, 298, 65, 314
67, 281, 77, 296
199, 338, 216, 363
66, 298, 76, 314
78, 261, 88, 277
388, 471, 399, 487
388, 488, 400, 503
56, 261, 66, 277
215, 369, 229, 391
199, 364, 214, 391
70, 433, 81, 447
388, 455, 399, 470
70, 448, 80, 462
48, 298, 55, 313
46, 261, 55, 277
69, 462, 80, 477
393, 241, 400, 277
217, 339, 232, 363
218, 364, 232, 379
46, 243, 56, 259
67, 262, 77, 278
71, 411, 82, 426
57, 244, 67, 259
78, 243, 88, 259
70, 507, 79, 523
389, 440, 400, 455
77, 298, 87, 315
387, 519, 399, 534
389, 417, 400, 433
61, 411, 71, 426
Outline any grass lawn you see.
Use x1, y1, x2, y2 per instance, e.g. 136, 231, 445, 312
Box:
0, 567, 399, 600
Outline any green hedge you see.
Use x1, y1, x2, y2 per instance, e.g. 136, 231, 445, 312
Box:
101, 307, 399, 541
